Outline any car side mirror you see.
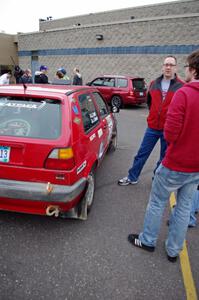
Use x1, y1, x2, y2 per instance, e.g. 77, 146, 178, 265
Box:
86, 82, 91, 86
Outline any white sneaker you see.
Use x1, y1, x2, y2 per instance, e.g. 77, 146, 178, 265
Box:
118, 177, 138, 186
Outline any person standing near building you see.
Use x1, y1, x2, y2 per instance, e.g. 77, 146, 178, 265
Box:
34, 65, 49, 84
127, 49, 199, 262
57, 68, 70, 81
0, 71, 12, 85
118, 56, 184, 186
19, 69, 32, 84
14, 66, 24, 83
52, 68, 71, 85
72, 67, 83, 85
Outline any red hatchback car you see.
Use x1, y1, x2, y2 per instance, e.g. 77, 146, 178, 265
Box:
87, 75, 147, 108
0, 84, 118, 220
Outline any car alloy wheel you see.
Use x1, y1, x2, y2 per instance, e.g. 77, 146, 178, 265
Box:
111, 96, 122, 108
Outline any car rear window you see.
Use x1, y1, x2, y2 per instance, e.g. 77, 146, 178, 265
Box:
132, 79, 145, 91
0, 96, 61, 139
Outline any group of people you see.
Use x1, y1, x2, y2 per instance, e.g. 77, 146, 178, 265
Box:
0, 67, 33, 85
26, 65, 82, 85
117, 51, 199, 262
0, 65, 83, 86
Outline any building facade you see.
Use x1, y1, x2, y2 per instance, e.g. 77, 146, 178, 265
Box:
18, 0, 199, 84
0, 33, 18, 76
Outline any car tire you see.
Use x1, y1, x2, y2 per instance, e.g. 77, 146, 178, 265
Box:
85, 169, 96, 213
111, 95, 122, 108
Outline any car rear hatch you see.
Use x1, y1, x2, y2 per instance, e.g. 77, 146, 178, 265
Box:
132, 78, 146, 97
0, 95, 72, 183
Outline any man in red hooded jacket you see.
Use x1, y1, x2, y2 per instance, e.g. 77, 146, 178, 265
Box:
128, 49, 199, 262
118, 56, 184, 186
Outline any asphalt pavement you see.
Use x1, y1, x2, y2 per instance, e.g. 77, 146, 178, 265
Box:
0, 106, 198, 300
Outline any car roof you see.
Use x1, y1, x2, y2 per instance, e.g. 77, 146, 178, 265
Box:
0, 84, 96, 98
98, 75, 143, 79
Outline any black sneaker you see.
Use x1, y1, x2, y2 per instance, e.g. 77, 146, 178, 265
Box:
188, 224, 196, 228
118, 177, 138, 186
127, 234, 155, 252
167, 255, 178, 263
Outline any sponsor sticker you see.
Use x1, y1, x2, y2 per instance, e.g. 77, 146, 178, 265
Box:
89, 133, 96, 141
72, 105, 79, 115
73, 117, 81, 125
77, 161, 87, 174
0, 101, 46, 110
98, 128, 103, 138
71, 97, 77, 103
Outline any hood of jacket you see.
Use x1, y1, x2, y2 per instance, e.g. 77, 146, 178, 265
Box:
184, 80, 199, 91
35, 71, 42, 76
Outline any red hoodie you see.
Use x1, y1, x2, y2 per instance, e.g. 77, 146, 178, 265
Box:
162, 81, 199, 172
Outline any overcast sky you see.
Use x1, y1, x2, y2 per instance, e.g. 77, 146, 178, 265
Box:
1, 0, 178, 34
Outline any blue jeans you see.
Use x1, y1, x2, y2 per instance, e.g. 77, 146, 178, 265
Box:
139, 164, 199, 257
169, 187, 199, 227
128, 127, 167, 181
189, 189, 199, 227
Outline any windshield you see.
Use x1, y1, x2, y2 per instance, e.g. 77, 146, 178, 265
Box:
0, 97, 61, 139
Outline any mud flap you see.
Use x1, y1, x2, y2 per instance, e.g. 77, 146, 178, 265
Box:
77, 194, 88, 220
60, 194, 88, 220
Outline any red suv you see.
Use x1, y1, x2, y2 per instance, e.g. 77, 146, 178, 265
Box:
0, 84, 118, 220
87, 75, 147, 108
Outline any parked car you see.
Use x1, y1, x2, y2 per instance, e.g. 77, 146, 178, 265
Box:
86, 75, 147, 108
0, 84, 118, 220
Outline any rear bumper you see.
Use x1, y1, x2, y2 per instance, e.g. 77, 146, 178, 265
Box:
0, 178, 87, 203
125, 96, 146, 105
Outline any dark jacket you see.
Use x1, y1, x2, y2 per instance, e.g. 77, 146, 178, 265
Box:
147, 75, 184, 130
34, 71, 48, 84
19, 75, 33, 84
73, 73, 83, 85
163, 81, 199, 172
14, 66, 24, 84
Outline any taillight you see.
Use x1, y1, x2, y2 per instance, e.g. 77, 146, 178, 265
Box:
129, 90, 134, 96
45, 148, 75, 170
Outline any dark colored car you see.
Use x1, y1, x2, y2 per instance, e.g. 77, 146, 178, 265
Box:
0, 84, 118, 220
87, 75, 147, 108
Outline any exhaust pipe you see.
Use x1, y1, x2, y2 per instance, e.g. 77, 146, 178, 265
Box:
46, 205, 60, 217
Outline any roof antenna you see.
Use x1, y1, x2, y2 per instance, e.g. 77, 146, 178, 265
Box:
23, 82, 27, 90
